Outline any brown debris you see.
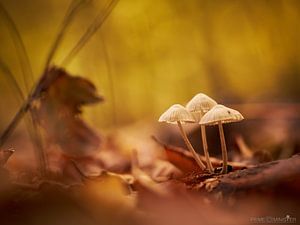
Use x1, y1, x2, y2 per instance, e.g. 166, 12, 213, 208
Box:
152, 136, 249, 174
36, 67, 103, 157
0, 148, 14, 166
212, 154, 300, 198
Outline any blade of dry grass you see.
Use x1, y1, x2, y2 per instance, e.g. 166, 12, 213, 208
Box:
0, 58, 25, 99
0, 2, 33, 93
0, 59, 47, 175
0, 0, 87, 148
0, 0, 118, 163
61, 0, 119, 66
44, 0, 88, 70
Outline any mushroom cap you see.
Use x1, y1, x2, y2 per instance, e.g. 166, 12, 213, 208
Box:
199, 104, 244, 126
158, 104, 195, 124
186, 93, 217, 122
186, 93, 217, 114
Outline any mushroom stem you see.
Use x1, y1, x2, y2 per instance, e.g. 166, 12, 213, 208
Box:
201, 125, 214, 173
218, 122, 228, 174
177, 121, 206, 170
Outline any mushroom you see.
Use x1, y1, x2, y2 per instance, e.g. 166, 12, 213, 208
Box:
159, 104, 206, 170
200, 104, 244, 174
186, 93, 217, 173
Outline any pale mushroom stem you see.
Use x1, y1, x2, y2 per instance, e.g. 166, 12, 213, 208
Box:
201, 125, 214, 173
218, 122, 228, 174
177, 121, 206, 170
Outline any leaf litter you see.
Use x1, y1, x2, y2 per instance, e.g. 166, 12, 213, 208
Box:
0, 1, 300, 225
1, 74, 299, 225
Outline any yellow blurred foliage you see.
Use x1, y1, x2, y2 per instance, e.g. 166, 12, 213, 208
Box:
0, 0, 300, 129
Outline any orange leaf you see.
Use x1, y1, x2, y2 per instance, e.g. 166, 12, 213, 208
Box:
153, 136, 249, 173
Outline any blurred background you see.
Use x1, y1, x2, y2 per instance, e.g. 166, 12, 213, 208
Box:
0, 0, 300, 129
0, 2, 300, 224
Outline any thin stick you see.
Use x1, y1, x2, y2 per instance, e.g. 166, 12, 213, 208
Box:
200, 125, 214, 173
177, 121, 206, 170
218, 122, 228, 174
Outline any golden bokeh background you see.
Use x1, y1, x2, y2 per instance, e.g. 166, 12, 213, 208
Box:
1, 0, 300, 130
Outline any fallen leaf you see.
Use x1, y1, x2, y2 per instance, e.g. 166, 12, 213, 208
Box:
36, 67, 103, 157
147, 159, 183, 182
152, 136, 249, 174
0, 148, 14, 166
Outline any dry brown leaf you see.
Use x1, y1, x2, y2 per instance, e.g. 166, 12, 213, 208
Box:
36, 67, 103, 157
153, 137, 249, 174
0, 148, 14, 166
235, 135, 272, 163
130, 150, 170, 196
147, 160, 183, 182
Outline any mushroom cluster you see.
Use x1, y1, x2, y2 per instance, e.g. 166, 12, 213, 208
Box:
158, 93, 244, 174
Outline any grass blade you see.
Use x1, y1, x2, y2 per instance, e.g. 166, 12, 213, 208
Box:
0, 58, 25, 100
44, 0, 87, 70
61, 0, 119, 66
0, 0, 86, 149
0, 2, 34, 93
0, 59, 47, 176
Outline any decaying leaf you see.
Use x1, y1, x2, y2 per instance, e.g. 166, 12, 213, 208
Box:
98, 150, 131, 173
152, 136, 250, 174
130, 150, 170, 196
203, 177, 220, 192
235, 135, 272, 163
146, 159, 183, 182
0, 148, 14, 166
36, 67, 103, 157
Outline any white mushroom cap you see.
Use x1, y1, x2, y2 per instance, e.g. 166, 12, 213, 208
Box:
199, 104, 244, 126
186, 93, 217, 122
158, 104, 195, 124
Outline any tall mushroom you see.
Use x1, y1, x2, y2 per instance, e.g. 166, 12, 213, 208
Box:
186, 93, 217, 173
159, 104, 206, 170
200, 104, 244, 174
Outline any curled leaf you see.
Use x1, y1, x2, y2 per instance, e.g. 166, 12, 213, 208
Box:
152, 136, 249, 174
36, 67, 103, 157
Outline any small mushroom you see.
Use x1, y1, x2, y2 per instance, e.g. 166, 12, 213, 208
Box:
200, 104, 244, 174
186, 93, 217, 173
159, 104, 206, 170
